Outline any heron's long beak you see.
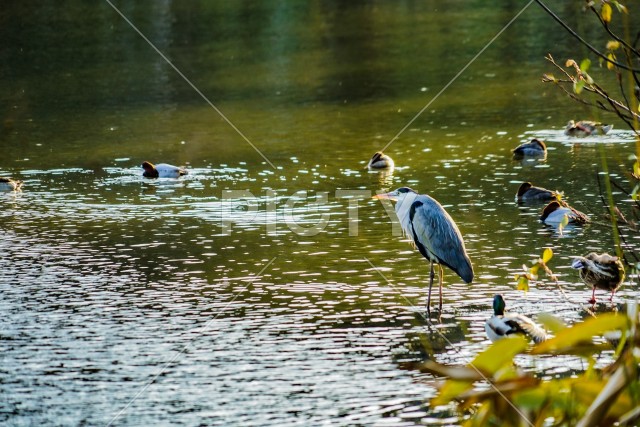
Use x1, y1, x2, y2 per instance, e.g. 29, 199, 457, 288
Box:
372, 192, 397, 201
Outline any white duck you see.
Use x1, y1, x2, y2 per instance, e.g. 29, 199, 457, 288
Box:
367, 152, 394, 169
141, 161, 187, 178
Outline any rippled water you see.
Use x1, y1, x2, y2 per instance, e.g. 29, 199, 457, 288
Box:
2, 1, 639, 426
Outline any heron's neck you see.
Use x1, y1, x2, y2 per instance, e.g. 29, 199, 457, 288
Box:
395, 192, 418, 235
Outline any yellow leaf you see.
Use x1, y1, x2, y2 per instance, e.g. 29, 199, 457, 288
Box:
532, 313, 627, 354
560, 214, 569, 229
542, 248, 553, 264
606, 40, 620, 50
530, 264, 540, 275
602, 3, 612, 23
431, 379, 473, 406
607, 53, 616, 70
537, 312, 566, 333
471, 335, 529, 374
565, 59, 577, 68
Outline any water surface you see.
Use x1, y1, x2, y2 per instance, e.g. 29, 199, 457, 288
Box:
1, 1, 638, 425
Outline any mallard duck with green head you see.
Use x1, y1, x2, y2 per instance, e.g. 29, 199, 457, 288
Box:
485, 294, 548, 344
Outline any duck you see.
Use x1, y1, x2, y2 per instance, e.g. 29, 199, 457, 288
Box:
516, 182, 559, 202
0, 177, 23, 191
512, 138, 547, 160
485, 294, 548, 344
367, 152, 394, 169
571, 252, 625, 304
540, 200, 589, 225
564, 120, 613, 137
141, 161, 187, 178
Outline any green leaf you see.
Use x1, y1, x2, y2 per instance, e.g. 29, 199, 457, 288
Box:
602, 3, 612, 23
580, 58, 591, 73
632, 183, 640, 201
517, 275, 529, 292
471, 335, 529, 374
532, 313, 627, 354
574, 79, 586, 94
542, 248, 553, 264
558, 214, 569, 232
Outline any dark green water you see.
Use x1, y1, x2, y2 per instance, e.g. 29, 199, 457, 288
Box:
1, 1, 637, 425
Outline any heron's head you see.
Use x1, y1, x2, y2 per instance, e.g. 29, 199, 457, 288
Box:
372, 186, 416, 201
492, 294, 506, 316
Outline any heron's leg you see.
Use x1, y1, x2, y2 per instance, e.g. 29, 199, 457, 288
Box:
427, 261, 434, 313
610, 289, 615, 301
588, 287, 597, 304
438, 264, 444, 312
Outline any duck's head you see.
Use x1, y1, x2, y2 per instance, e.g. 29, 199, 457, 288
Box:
492, 294, 506, 316
141, 161, 159, 178
368, 151, 394, 169
540, 200, 562, 221
571, 257, 586, 270
516, 182, 533, 197
372, 186, 416, 201
530, 138, 547, 151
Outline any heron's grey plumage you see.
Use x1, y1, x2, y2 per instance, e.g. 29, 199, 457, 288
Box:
375, 187, 474, 313
407, 196, 473, 283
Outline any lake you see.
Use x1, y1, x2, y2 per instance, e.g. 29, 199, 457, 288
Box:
1, 1, 637, 425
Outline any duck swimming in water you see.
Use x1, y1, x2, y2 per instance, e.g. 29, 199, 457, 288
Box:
540, 200, 589, 225
512, 138, 547, 160
571, 252, 625, 304
564, 120, 612, 137
367, 152, 394, 169
485, 294, 548, 344
516, 182, 559, 203
0, 177, 23, 191
142, 161, 187, 178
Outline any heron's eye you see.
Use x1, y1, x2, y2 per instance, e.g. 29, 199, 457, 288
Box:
397, 187, 415, 194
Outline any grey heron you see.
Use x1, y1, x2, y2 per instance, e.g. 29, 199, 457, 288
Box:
512, 138, 547, 160
142, 161, 188, 178
516, 182, 559, 203
367, 152, 394, 169
374, 187, 473, 313
571, 252, 625, 304
485, 295, 547, 344
564, 120, 612, 137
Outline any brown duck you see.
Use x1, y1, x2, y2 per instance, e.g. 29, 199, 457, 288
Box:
571, 252, 625, 304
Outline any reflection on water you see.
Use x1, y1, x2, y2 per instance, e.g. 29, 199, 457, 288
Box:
1, 1, 638, 426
